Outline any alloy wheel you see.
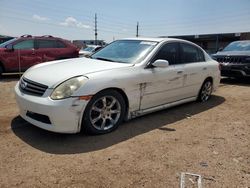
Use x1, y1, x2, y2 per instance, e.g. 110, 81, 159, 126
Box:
200, 81, 212, 101
89, 96, 121, 131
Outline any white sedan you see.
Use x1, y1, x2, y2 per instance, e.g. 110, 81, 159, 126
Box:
15, 38, 220, 134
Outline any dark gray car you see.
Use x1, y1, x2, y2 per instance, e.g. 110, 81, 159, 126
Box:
212, 40, 250, 78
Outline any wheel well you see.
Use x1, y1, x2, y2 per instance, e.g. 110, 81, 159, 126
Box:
95, 88, 129, 118
197, 77, 214, 98
204, 77, 213, 84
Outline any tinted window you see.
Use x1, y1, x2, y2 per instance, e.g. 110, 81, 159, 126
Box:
152, 42, 179, 65
13, 40, 34, 50
180, 43, 205, 63
37, 40, 56, 48
56, 41, 66, 48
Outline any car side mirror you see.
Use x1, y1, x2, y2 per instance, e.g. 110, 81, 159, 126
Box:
152, 59, 169, 68
5, 44, 14, 52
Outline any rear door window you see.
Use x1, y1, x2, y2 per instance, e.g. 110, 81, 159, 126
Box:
36, 39, 57, 48
180, 43, 205, 63
56, 41, 66, 48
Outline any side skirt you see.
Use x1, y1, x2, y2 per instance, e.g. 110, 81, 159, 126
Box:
129, 96, 197, 119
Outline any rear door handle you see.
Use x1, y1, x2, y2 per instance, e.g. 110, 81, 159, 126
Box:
203, 67, 207, 70
31, 49, 35, 55
177, 70, 183, 74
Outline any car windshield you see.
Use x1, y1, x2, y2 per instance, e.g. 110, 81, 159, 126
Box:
0, 38, 17, 48
223, 41, 250, 51
91, 40, 158, 64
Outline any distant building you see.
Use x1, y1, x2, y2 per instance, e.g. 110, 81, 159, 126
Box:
0, 35, 14, 44
72, 40, 106, 49
160, 32, 250, 54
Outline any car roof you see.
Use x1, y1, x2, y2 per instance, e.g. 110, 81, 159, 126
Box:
19, 35, 63, 40
122, 37, 185, 43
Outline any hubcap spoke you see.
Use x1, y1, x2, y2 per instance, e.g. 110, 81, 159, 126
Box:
100, 118, 106, 130
102, 97, 107, 108
91, 115, 102, 124
109, 117, 115, 125
92, 106, 102, 112
110, 109, 120, 114
108, 99, 116, 108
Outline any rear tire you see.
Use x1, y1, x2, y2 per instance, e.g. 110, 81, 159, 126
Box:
82, 90, 126, 135
198, 80, 213, 102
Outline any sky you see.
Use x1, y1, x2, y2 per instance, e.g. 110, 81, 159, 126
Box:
0, 0, 250, 42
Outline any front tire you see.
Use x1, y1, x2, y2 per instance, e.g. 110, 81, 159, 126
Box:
0, 66, 3, 78
198, 80, 213, 102
82, 90, 126, 134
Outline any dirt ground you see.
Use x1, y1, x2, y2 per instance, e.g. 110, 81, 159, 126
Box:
0, 76, 249, 188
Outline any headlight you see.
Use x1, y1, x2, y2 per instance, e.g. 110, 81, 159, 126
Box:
50, 76, 87, 100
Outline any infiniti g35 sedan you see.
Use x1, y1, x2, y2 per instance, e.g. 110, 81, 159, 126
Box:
15, 38, 220, 134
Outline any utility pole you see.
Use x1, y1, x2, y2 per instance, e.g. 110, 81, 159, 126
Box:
94, 13, 97, 45
136, 22, 139, 37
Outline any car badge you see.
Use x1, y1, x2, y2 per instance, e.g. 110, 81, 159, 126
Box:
21, 82, 28, 89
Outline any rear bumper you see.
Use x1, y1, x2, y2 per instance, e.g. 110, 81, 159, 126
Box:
15, 82, 88, 133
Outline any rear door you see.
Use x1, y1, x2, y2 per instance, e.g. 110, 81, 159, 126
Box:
35, 39, 58, 62
179, 42, 207, 97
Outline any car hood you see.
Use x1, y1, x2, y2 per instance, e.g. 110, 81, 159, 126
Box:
213, 51, 250, 56
23, 57, 133, 88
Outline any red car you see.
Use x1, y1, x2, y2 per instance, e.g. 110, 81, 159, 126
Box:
0, 35, 79, 76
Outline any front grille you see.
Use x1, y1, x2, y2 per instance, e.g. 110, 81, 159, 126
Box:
26, 111, 51, 124
19, 77, 48, 96
216, 56, 243, 64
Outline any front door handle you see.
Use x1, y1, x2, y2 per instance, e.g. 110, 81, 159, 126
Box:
203, 67, 207, 70
177, 70, 183, 74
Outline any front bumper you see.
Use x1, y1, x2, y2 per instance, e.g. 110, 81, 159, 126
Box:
15, 83, 88, 133
220, 63, 250, 77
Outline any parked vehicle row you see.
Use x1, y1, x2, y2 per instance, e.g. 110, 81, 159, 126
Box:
15, 38, 220, 134
79, 45, 103, 57
0, 35, 79, 76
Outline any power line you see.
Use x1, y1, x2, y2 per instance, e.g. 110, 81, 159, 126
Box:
94, 13, 97, 44
136, 22, 139, 37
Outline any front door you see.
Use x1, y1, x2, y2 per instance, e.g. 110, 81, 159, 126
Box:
11, 39, 40, 71
140, 42, 186, 110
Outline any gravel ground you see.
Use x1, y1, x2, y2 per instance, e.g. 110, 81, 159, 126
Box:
0, 76, 249, 188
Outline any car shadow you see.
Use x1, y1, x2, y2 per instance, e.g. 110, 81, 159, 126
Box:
220, 77, 250, 86
11, 95, 225, 154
